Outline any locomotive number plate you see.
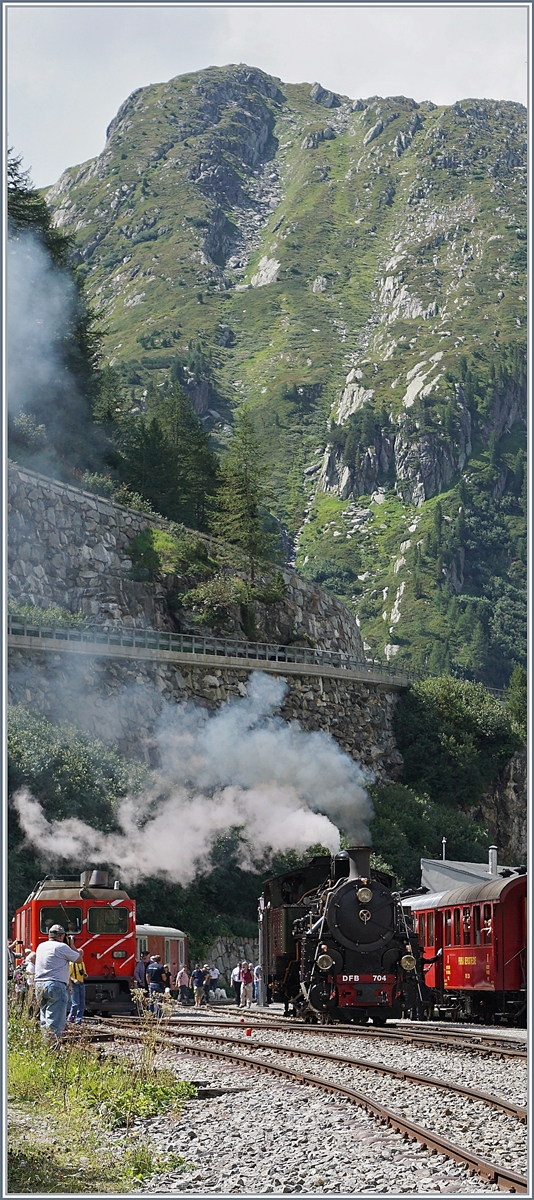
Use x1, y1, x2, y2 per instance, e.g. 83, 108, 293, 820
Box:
339, 973, 394, 983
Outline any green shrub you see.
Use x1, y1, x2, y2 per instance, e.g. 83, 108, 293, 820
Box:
129, 526, 215, 579
183, 572, 250, 624
8, 601, 89, 628
395, 676, 520, 808
370, 783, 489, 888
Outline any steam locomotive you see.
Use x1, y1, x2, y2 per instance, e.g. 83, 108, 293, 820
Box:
11, 869, 137, 1015
260, 845, 420, 1024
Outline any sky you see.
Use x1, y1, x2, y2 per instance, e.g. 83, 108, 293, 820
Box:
6, 3, 529, 189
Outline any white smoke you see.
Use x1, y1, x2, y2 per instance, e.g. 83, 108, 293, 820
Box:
7, 231, 77, 418
12, 673, 373, 886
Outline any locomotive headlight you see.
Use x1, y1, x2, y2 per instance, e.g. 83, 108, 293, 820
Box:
357, 887, 373, 903
316, 953, 334, 971
401, 954, 416, 971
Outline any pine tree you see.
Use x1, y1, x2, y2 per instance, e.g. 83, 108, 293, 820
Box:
211, 407, 277, 583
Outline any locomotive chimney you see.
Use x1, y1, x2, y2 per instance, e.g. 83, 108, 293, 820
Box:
88, 869, 109, 887
347, 846, 371, 880
488, 846, 498, 875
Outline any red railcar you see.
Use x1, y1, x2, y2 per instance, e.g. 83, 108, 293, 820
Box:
136, 924, 188, 979
405, 874, 527, 1024
11, 870, 137, 1015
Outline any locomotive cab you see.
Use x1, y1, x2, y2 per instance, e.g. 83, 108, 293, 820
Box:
12, 870, 137, 1015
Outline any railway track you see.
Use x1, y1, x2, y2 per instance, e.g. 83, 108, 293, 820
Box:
85, 1018, 527, 1192
142, 1012, 527, 1059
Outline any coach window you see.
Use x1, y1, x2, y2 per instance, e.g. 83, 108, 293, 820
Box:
87, 907, 129, 934
473, 906, 481, 944
444, 909, 452, 946
418, 914, 426, 945
462, 907, 471, 945
40, 907, 82, 934
453, 908, 461, 945
482, 904, 493, 944
427, 912, 435, 947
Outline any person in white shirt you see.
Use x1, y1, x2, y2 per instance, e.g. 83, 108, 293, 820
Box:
34, 924, 84, 1040
230, 963, 242, 1005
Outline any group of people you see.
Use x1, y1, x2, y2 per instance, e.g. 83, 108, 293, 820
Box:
231, 961, 262, 1007
133, 955, 224, 1012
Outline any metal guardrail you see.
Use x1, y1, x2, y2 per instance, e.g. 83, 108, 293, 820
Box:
7, 617, 418, 684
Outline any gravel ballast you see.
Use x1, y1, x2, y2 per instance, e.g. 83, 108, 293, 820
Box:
113, 1040, 525, 1194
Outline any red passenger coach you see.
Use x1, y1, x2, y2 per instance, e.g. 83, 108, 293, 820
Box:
12, 870, 137, 1015
405, 873, 527, 1024
136, 924, 188, 978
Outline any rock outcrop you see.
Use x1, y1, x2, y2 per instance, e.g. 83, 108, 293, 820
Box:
477, 748, 527, 865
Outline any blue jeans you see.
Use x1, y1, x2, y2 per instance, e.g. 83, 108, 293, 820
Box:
149, 984, 164, 1016
35, 980, 69, 1039
68, 982, 86, 1023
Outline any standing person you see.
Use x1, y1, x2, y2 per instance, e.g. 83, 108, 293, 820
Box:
209, 964, 220, 994
231, 963, 242, 1005
134, 952, 150, 994
34, 924, 84, 1041
175, 965, 190, 1004
146, 954, 166, 1016
202, 964, 211, 1005
240, 962, 254, 1008
67, 956, 88, 1025
253, 963, 262, 1004
191, 963, 205, 1010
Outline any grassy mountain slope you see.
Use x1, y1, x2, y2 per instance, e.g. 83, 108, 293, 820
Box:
46, 65, 527, 686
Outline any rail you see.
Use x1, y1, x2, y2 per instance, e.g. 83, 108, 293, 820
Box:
8, 616, 419, 684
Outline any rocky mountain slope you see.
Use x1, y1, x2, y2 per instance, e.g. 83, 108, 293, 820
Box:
46, 65, 527, 686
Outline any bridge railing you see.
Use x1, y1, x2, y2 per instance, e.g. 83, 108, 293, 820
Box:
7, 616, 420, 684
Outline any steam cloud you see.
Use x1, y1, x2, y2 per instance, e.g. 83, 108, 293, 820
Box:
13, 673, 373, 886
7, 231, 77, 420
7, 230, 105, 473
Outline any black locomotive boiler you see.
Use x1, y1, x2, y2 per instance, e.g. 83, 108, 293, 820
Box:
260, 845, 419, 1023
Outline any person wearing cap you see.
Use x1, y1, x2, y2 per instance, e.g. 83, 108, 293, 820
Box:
34, 924, 84, 1040
146, 954, 166, 1016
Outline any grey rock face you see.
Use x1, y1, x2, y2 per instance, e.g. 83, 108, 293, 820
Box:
477, 748, 527, 865
310, 83, 339, 108
301, 125, 336, 150
363, 119, 383, 146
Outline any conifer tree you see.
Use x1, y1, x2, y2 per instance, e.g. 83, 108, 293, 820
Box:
211, 407, 276, 583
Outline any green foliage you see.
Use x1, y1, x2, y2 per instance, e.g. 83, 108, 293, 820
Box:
395, 676, 520, 809
83, 1063, 194, 1127
370, 784, 489, 889
183, 572, 251, 627
129, 526, 215, 579
7, 1008, 194, 1192
116, 385, 217, 527
211, 407, 279, 583
8, 707, 143, 916
81, 472, 156, 513
504, 664, 527, 741
8, 601, 89, 627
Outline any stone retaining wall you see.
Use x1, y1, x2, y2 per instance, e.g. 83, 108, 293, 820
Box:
8, 649, 403, 782
8, 464, 365, 656
205, 937, 259, 992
